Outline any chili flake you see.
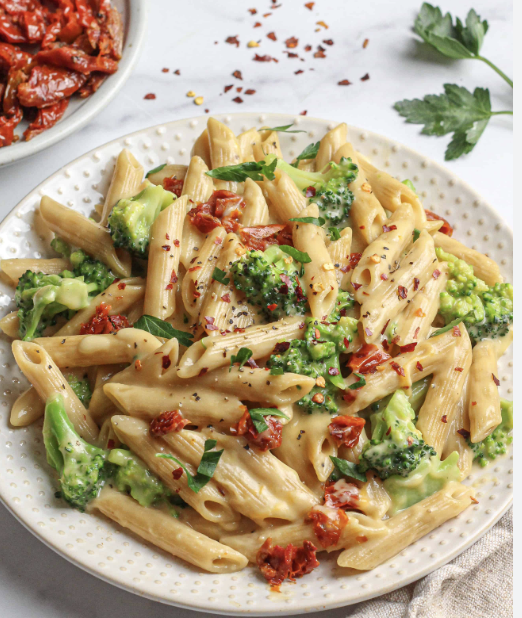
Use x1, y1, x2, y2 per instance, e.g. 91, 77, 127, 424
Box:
253, 54, 278, 62
118, 282, 126, 290
286, 37, 299, 48
432, 269, 441, 279
245, 89, 256, 95
398, 285, 408, 299
416, 361, 424, 371
363, 38, 369, 48
267, 32, 277, 41
305, 2, 315, 9
226, 36, 240, 47
452, 325, 461, 337
232, 70, 243, 80
455, 367, 464, 372
399, 342, 417, 354
144, 93, 156, 100
233, 97, 243, 104
390, 361, 405, 376
224, 84, 233, 93
457, 428, 470, 439
382, 224, 397, 233
338, 79, 351, 85
492, 374, 500, 386
441, 415, 448, 423
361, 73, 370, 81
172, 467, 183, 480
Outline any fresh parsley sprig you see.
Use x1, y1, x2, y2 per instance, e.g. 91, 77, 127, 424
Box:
291, 141, 320, 167
145, 163, 167, 178
212, 267, 230, 286
279, 245, 312, 263
329, 456, 367, 483
134, 315, 194, 347
206, 158, 277, 182
229, 347, 253, 372
248, 408, 289, 434
414, 3, 512, 88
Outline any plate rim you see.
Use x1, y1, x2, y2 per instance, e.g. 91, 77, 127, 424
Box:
0, 112, 513, 615
0, 0, 148, 168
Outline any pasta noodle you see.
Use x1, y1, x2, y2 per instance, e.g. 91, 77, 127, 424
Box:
101, 149, 144, 226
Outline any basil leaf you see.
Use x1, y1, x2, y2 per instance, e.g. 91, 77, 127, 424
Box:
292, 141, 320, 167
279, 245, 312, 263
270, 366, 284, 376
329, 456, 368, 483
430, 317, 465, 338
212, 267, 230, 286
230, 347, 253, 372
249, 408, 289, 434
156, 441, 223, 493
348, 372, 366, 390
262, 124, 307, 134
205, 158, 277, 182
413, 228, 421, 242
204, 439, 217, 451
328, 227, 341, 241
289, 216, 326, 227
134, 315, 194, 347
145, 163, 167, 178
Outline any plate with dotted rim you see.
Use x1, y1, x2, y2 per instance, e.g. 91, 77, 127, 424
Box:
0, 113, 513, 616
0, 0, 148, 168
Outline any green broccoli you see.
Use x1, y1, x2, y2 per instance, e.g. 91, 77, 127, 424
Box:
66, 374, 92, 407
383, 451, 461, 515
43, 394, 107, 511
267, 292, 357, 414
370, 376, 431, 417
469, 399, 513, 467
108, 184, 176, 258
358, 389, 436, 480
50, 236, 71, 257
50, 239, 115, 292
436, 248, 513, 343
269, 154, 358, 227
107, 448, 171, 508
231, 244, 308, 321
16, 271, 99, 341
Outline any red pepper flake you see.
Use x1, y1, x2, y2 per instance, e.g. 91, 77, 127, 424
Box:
381, 320, 390, 336
232, 70, 243, 80
170, 270, 179, 284
338, 79, 351, 85
455, 367, 464, 372
470, 496, 479, 504
457, 428, 470, 439
300, 110, 308, 115
263, 12, 272, 17
254, 53, 278, 62
107, 439, 115, 450
304, 45, 312, 52
173, 239, 180, 247
352, 282, 362, 291
382, 339, 390, 352
234, 327, 246, 333
244, 89, 256, 95
224, 84, 233, 93
472, 401, 477, 406
363, 38, 369, 48
286, 36, 299, 48
425, 210, 453, 236
382, 224, 397, 233
432, 269, 441, 279
188, 266, 201, 272
233, 96, 243, 103
162, 355, 171, 370
285, 51, 299, 58
249, 8, 257, 14
254, 21, 262, 27
118, 282, 126, 290
150, 410, 188, 436
328, 367, 340, 377
492, 374, 500, 386
413, 277, 420, 291
162, 245, 171, 251
236, 87, 243, 93
452, 325, 461, 337
342, 391, 357, 403
359, 225, 366, 230
165, 284, 173, 290
360, 73, 370, 81
267, 303, 278, 311
414, 326, 421, 340
172, 467, 183, 480
305, 186, 316, 197
144, 93, 156, 100
80, 303, 129, 336
198, 368, 208, 377
398, 285, 408, 299
221, 293, 231, 303
313, 49, 326, 58
323, 39, 334, 46
416, 361, 424, 371
193, 290, 201, 298
380, 273, 388, 281
162, 68, 169, 73
204, 316, 219, 331
399, 342, 417, 354
441, 415, 448, 423
347, 253, 362, 271
215, 236, 223, 245
295, 69, 304, 75
364, 327, 373, 338
305, 2, 315, 9
174, 70, 181, 75
267, 32, 277, 41
390, 361, 405, 376
135, 360, 142, 371
226, 35, 240, 47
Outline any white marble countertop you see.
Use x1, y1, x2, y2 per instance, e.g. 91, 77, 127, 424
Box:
0, 0, 512, 616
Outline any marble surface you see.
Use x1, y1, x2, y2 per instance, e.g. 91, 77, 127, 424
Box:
0, 0, 512, 617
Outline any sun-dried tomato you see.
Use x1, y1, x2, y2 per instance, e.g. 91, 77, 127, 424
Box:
324, 478, 360, 510
239, 223, 292, 251
163, 177, 184, 197
425, 210, 453, 236
348, 343, 391, 374
231, 410, 282, 451
188, 190, 245, 234
35, 46, 118, 75
328, 415, 366, 448
150, 410, 189, 436
18, 65, 87, 108
79, 302, 129, 335
308, 505, 348, 548
0, 106, 22, 147
256, 538, 319, 588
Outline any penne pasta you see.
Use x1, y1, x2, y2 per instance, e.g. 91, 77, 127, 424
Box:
1, 258, 70, 287
9, 387, 45, 427
147, 163, 187, 186
262, 168, 307, 221
242, 177, 270, 226
101, 149, 144, 226
315, 123, 347, 172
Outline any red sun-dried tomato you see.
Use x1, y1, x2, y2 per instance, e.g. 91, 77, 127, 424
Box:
324, 478, 360, 510
188, 190, 245, 234
163, 177, 184, 197
307, 506, 348, 548
348, 343, 391, 374
17, 65, 87, 108
79, 303, 129, 335
425, 210, 453, 236
231, 410, 282, 451
239, 223, 292, 251
328, 415, 366, 448
150, 410, 189, 436
256, 538, 319, 588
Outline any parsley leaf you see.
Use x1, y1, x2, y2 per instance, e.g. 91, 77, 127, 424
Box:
249, 408, 289, 434
413, 4, 512, 87
348, 372, 366, 390
261, 124, 307, 134
289, 216, 326, 227
134, 315, 194, 347
206, 158, 277, 182
291, 141, 320, 167
328, 227, 341, 241
430, 317, 465, 338
395, 84, 511, 160
212, 267, 230, 286
230, 347, 253, 372
156, 439, 223, 493
329, 456, 367, 483
145, 163, 167, 178
279, 245, 312, 263
413, 228, 421, 243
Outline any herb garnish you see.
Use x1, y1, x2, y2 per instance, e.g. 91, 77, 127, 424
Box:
279, 245, 312, 263
289, 216, 326, 227
145, 163, 167, 178
212, 267, 230, 286
329, 456, 367, 483
248, 408, 289, 433
430, 317, 465, 338
134, 315, 194, 347
348, 372, 366, 390
328, 227, 341, 241
230, 347, 253, 372
205, 158, 277, 182
261, 124, 307, 134
291, 141, 320, 167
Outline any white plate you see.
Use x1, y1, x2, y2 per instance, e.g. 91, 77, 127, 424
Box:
0, 113, 513, 616
0, 0, 147, 168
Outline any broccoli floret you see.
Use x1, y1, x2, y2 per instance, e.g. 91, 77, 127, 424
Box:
383, 451, 461, 515
267, 293, 358, 414
43, 394, 107, 511
469, 399, 513, 467
436, 248, 513, 344
68, 250, 115, 292
66, 374, 92, 407
50, 236, 71, 257
16, 271, 98, 341
370, 376, 431, 417
358, 389, 436, 480
107, 448, 170, 507
231, 245, 308, 321
273, 155, 358, 226
108, 184, 175, 258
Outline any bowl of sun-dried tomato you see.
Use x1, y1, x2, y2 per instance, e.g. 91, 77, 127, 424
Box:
0, 0, 147, 166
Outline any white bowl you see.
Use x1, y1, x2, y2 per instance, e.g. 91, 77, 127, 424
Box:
0, 0, 148, 168
0, 113, 513, 615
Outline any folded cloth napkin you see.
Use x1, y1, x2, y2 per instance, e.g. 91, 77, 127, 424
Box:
346, 508, 512, 618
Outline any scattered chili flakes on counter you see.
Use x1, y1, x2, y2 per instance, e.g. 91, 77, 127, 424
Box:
174, 69, 181, 75
232, 70, 243, 80
295, 69, 304, 75
323, 39, 334, 46
360, 73, 370, 81
248, 8, 258, 14
253, 21, 262, 28
363, 38, 369, 48
162, 68, 169, 73
144, 93, 156, 100
338, 79, 351, 85
233, 96, 243, 103
245, 89, 256, 95
300, 110, 307, 115
314, 47, 326, 58
226, 35, 240, 47
316, 20, 329, 29
253, 53, 278, 62
286, 36, 299, 48
224, 84, 233, 93
267, 32, 277, 41
305, 2, 315, 9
